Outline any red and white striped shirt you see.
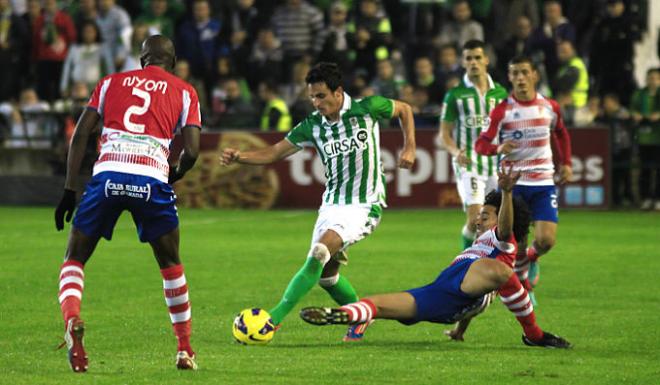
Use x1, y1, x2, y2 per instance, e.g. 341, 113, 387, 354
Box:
452, 227, 518, 268
475, 93, 572, 186
88, 65, 201, 182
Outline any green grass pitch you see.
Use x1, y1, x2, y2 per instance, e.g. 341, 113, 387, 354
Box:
1, 207, 658, 384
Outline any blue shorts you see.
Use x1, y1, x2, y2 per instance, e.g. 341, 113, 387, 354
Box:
403, 259, 486, 325
512, 185, 558, 223
73, 171, 178, 242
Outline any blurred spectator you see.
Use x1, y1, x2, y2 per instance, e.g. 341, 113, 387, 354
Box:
280, 60, 313, 122
573, 94, 601, 127
0, 87, 52, 148
174, 59, 209, 118
529, 0, 575, 81
32, 0, 77, 102
349, 24, 380, 80
411, 56, 444, 104
412, 85, 441, 128
351, 0, 392, 50
596, 92, 633, 207
553, 40, 588, 109
488, 0, 539, 50
118, 21, 149, 71
60, 21, 114, 97
225, 0, 262, 74
176, 0, 227, 94
68, 0, 97, 37
96, 0, 132, 69
398, 83, 417, 113
271, 0, 325, 66
369, 58, 406, 100
23, 0, 40, 29
0, 0, 30, 102
434, 0, 484, 50
211, 77, 258, 129
496, 15, 533, 82
247, 27, 283, 89
136, 0, 174, 38
631, 68, 660, 210
589, 0, 636, 105
318, 1, 351, 73
434, 44, 463, 95
257, 79, 291, 132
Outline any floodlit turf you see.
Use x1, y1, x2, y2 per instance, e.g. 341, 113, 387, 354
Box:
0, 207, 658, 384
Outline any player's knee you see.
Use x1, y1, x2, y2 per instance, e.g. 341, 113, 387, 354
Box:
535, 237, 555, 253
310, 243, 331, 265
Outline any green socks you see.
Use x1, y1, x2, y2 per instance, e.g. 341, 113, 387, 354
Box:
321, 275, 359, 305
269, 257, 323, 325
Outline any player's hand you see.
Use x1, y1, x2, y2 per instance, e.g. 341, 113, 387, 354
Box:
443, 328, 465, 342
168, 165, 183, 184
498, 164, 521, 192
220, 148, 241, 166
55, 189, 76, 231
455, 149, 471, 167
558, 165, 573, 185
397, 147, 415, 169
497, 140, 518, 155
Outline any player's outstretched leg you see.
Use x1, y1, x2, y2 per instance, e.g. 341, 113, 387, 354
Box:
522, 331, 571, 349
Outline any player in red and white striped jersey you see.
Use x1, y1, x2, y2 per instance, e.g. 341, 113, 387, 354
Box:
53, 35, 201, 372
475, 55, 573, 299
300, 167, 571, 348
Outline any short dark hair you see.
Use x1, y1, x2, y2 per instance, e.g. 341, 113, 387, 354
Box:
509, 55, 537, 71
462, 39, 485, 51
305, 62, 343, 91
483, 190, 531, 244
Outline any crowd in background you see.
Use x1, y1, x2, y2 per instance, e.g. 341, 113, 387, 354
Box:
0, 0, 658, 209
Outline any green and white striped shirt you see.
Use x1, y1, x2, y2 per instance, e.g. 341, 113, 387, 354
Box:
441, 74, 508, 176
286, 93, 392, 207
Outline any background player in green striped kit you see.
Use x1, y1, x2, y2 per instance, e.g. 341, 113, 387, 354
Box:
439, 40, 508, 249
221, 62, 416, 340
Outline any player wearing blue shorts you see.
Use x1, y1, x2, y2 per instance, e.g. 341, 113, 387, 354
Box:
475, 56, 573, 297
300, 167, 571, 348
53, 36, 202, 372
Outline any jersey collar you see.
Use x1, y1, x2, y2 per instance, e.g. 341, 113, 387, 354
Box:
462, 73, 495, 90
321, 92, 352, 126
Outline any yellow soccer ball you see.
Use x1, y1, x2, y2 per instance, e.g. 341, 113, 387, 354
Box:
232, 308, 275, 345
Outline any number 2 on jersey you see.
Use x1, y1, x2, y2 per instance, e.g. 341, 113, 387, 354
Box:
123, 87, 151, 133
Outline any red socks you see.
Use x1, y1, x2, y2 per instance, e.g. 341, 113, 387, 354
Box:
498, 274, 543, 341
58, 260, 85, 327
340, 299, 377, 323
161, 264, 193, 355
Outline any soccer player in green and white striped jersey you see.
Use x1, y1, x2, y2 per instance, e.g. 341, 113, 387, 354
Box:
221, 62, 416, 341
439, 40, 508, 250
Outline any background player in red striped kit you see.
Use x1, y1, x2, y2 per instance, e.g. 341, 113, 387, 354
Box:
54, 35, 201, 372
475, 55, 573, 302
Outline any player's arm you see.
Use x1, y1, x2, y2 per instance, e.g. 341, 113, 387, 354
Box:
55, 108, 101, 230
220, 139, 300, 166
169, 125, 201, 184
438, 92, 469, 166
475, 103, 518, 156
495, 165, 520, 242
392, 99, 415, 169
444, 316, 473, 342
551, 102, 573, 185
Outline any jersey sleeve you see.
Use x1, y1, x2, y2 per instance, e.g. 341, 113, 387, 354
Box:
285, 119, 313, 148
492, 227, 517, 255
177, 86, 202, 131
362, 95, 394, 120
549, 99, 572, 166
475, 101, 506, 155
440, 90, 457, 122
87, 76, 112, 116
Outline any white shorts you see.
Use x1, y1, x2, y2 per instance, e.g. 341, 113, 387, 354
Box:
455, 170, 498, 209
310, 204, 382, 251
